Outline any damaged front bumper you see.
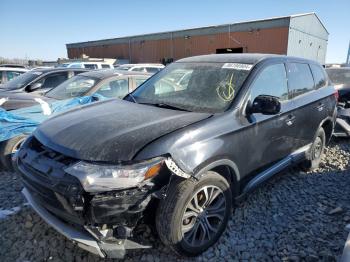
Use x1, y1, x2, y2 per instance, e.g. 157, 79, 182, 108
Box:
22, 187, 151, 258
16, 136, 194, 258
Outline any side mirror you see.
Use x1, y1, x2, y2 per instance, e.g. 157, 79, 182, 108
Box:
248, 95, 281, 115
27, 82, 42, 92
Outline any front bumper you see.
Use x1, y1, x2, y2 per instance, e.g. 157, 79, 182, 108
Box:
22, 187, 151, 259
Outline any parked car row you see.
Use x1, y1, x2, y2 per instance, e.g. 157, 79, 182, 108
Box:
57, 62, 114, 69
115, 63, 165, 73
0, 67, 28, 84
326, 67, 350, 137
0, 54, 340, 259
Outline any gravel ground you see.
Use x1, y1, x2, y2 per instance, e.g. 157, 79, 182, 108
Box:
0, 140, 350, 261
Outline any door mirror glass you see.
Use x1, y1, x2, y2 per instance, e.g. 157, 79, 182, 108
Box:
27, 82, 42, 92
249, 95, 281, 115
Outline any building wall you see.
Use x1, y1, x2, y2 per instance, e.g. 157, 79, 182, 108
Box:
67, 27, 289, 63
287, 14, 328, 64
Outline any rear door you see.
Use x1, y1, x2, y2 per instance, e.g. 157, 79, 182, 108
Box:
286, 62, 327, 148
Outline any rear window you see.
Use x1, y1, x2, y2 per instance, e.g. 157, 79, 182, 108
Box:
84, 64, 97, 69
287, 63, 315, 98
146, 67, 160, 73
6, 71, 24, 81
310, 64, 327, 89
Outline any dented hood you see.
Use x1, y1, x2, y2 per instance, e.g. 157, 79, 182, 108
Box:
34, 99, 211, 162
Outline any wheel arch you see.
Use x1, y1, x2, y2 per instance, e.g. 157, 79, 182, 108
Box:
193, 159, 240, 198
320, 118, 334, 144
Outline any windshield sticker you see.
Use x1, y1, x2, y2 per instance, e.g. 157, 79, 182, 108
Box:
222, 63, 252, 71
32, 71, 43, 75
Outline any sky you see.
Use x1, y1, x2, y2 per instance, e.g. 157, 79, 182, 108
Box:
0, 0, 349, 63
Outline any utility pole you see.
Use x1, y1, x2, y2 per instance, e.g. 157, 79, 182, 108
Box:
347, 40, 350, 66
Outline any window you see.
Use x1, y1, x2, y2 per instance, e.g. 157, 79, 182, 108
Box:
287, 63, 314, 98
84, 64, 98, 69
250, 63, 288, 102
0, 71, 2, 84
310, 64, 327, 89
0, 71, 42, 90
6, 71, 22, 81
69, 64, 83, 68
101, 64, 111, 69
40, 73, 68, 89
45, 75, 98, 99
96, 78, 129, 98
132, 67, 146, 72
146, 67, 160, 73
135, 77, 149, 88
73, 70, 84, 76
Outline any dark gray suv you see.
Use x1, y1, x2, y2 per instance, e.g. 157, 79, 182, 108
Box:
16, 54, 337, 258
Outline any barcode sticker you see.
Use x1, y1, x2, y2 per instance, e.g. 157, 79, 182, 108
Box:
222, 63, 252, 70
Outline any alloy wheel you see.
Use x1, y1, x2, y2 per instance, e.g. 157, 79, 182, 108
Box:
181, 185, 226, 247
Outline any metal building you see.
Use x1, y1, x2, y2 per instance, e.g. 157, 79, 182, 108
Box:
66, 13, 328, 64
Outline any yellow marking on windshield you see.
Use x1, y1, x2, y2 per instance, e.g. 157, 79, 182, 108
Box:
217, 73, 235, 102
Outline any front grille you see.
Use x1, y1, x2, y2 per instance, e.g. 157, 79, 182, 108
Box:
18, 136, 85, 225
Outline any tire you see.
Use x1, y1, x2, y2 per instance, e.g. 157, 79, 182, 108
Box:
0, 135, 28, 171
302, 127, 326, 171
156, 171, 232, 256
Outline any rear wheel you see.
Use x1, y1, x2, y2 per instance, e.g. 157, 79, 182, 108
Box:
302, 127, 325, 171
156, 171, 232, 256
0, 135, 28, 171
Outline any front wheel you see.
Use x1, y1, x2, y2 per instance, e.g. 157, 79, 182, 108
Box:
0, 135, 28, 171
156, 171, 232, 256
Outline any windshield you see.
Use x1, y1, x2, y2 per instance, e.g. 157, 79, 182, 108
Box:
131, 62, 252, 113
45, 75, 99, 99
327, 68, 350, 85
0, 71, 42, 90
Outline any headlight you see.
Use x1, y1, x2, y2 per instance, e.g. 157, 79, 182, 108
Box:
65, 157, 164, 192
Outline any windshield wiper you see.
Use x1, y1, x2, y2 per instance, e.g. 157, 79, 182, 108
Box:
139, 102, 190, 112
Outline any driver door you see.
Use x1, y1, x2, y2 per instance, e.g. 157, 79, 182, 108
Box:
239, 63, 298, 175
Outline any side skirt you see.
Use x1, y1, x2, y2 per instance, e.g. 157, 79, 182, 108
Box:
235, 144, 311, 201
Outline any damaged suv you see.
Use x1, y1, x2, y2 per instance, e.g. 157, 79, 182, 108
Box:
16, 54, 337, 258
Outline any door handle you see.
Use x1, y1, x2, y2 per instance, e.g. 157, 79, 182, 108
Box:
317, 103, 324, 112
285, 115, 296, 126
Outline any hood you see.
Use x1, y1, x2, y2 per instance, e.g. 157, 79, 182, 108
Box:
0, 90, 54, 110
34, 99, 211, 162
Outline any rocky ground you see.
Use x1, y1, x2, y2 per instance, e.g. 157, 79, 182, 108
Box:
0, 140, 350, 262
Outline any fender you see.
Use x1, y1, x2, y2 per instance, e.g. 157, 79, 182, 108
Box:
193, 158, 240, 182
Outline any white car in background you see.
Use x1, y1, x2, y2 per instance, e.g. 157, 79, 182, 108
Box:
58, 62, 114, 70
0, 67, 28, 84
115, 63, 164, 74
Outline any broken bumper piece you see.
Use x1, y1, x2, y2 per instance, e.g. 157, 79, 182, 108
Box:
22, 188, 151, 258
